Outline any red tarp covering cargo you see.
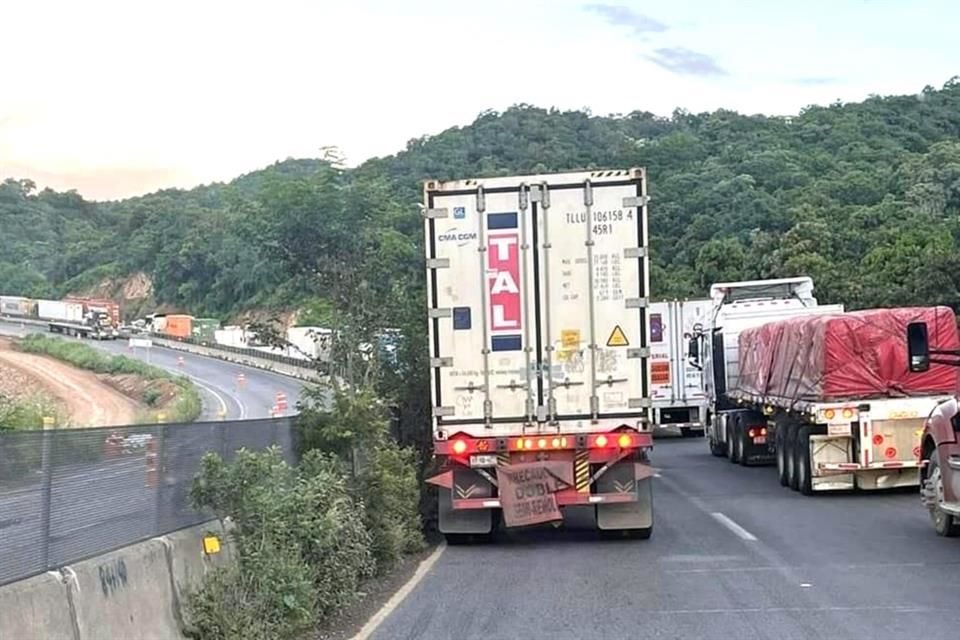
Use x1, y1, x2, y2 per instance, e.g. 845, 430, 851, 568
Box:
735, 306, 960, 403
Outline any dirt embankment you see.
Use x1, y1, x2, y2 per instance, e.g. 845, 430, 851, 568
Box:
0, 339, 140, 428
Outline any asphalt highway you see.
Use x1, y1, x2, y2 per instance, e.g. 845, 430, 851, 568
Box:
0, 319, 305, 420
369, 437, 960, 640
0, 318, 309, 586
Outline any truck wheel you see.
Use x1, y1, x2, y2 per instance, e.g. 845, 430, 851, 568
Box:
709, 437, 726, 457
726, 419, 740, 464
776, 425, 789, 486
922, 454, 960, 537
796, 426, 814, 495
786, 426, 800, 491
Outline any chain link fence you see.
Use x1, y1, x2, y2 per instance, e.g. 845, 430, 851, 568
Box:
0, 417, 296, 586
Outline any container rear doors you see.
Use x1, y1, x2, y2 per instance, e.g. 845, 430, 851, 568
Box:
649, 299, 710, 408
425, 170, 651, 438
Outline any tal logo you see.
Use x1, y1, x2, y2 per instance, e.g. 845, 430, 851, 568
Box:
488, 234, 520, 331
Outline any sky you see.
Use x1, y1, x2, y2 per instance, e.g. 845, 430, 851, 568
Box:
1, 0, 957, 201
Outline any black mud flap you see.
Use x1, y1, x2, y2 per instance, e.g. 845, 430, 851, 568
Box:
438, 468, 494, 535
595, 462, 653, 531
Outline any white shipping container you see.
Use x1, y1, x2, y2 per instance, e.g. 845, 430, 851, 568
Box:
0, 296, 31, 316
286, 326, 332, 361
648, 299, 712, 429
37, 300, 84, 323
214, 326, 249, 348
425, 169, 651, 439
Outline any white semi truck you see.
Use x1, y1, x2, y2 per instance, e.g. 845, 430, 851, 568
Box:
423, 168, 656, 541
648, 299, 711, 437
694, 277, 956, 494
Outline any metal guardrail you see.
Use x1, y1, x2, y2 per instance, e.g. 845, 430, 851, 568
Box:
0, 417, 297, 586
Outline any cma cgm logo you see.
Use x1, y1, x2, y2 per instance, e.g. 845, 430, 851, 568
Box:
487, 212, 522, 352
437, 229, 478, 246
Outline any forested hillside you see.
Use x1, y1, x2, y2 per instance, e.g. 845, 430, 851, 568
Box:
3, 79, 960, 322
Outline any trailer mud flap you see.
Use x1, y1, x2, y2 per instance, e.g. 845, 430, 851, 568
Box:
438, 466, 495, 534
439, 487, 492, 534
596, 461, 653, 530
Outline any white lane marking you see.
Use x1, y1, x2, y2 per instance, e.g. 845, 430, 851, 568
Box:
350, 543, 446, 640
635, 605, 933, 615
182, 374, 234, 418
710, 512, 758, 541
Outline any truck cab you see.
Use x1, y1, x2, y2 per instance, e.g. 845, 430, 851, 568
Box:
907, 322, 960, 536
695, 277, 842, 457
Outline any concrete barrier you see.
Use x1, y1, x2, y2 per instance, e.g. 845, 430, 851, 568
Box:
0, 570, 77, 640
150, 337, 319, 381
67, 539, 183, 640
160, 521, 234, 635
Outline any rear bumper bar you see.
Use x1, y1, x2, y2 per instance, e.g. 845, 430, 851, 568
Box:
452, 491, 639, 510
818, 461, 921, 475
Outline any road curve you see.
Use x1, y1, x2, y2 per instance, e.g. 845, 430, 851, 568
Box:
368, 438, 960, 640
0, 319, 306, 421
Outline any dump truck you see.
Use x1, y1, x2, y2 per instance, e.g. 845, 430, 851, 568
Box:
423, 168, 655, 542
649, 299, 711, 437
694, 277, 957, 494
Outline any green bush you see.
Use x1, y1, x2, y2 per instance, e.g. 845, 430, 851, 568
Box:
15, 334, 202, 423
187, 447, 374, 639
142, 388, 163, 407
359, 441, 425, 572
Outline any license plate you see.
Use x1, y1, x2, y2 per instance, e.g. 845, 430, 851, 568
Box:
470, 454, 497, 468
752, 436, 767, 445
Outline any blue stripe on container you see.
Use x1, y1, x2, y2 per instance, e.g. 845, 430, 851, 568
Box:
491, 335, 522, 351
487, 212, 518, 230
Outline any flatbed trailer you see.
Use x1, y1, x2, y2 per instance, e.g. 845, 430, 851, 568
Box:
698, 278, 959, 494
725, 390, 952, 494
48, 320, 118, 340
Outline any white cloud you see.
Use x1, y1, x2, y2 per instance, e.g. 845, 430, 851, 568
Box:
0, 0, 956, 199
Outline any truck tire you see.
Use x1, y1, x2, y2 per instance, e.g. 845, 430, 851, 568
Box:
795, 426, 814, 495
709, 437, 726, 457
922, 453, 960, 537
726, 419, 741, 464
786, 426, 800, 491
776, 423, 789, 486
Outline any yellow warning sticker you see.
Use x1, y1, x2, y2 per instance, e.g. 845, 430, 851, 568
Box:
561, 329, 580, 349
606, 325, 629, 347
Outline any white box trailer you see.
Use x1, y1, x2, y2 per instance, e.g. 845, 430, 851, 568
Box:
0, 296, 32, 317
648, 299, 711, 437
423, 168, 655, 541
36, 300, 84, 323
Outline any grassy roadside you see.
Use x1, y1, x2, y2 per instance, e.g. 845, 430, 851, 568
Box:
15, 333, 202, 423
0, 392, 66, 431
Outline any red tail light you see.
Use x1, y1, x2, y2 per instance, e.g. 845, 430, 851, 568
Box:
451, 439, 468, 455
618, 433, 632, 448
594, 434, 609, 448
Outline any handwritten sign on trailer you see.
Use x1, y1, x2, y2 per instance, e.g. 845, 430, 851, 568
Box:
496, 461, 574, 527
